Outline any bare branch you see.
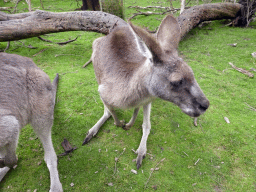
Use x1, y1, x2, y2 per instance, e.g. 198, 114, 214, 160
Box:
0, 7, 13, 11
12, 0, 23, 14
113, 148, 126, 176
17, 40, 37, 49
128, 10, 175, 20
180, 0, 186, 14
33, 48, 47, 57
38, 36, 80, 45
245, 102, 256, 111
144, 158, 166, 189
40, 0, 44, 9
229, 62, 254, 77
0, 41, 10, 52
128, 5, 173, 10
83, 58, 92, 68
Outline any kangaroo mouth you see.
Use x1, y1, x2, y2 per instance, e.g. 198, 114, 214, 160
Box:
180, 104, 208, 117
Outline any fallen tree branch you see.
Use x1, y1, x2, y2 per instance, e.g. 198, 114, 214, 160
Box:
128, 5, 170, 9
33, 48, 48, 57
178, 3, 242, 38
55, 54, 83, 57
0, 41, 10, 52
12, 0, 23, 14
17, 40, 38, 49
83, 58, 92, 68
0, 7, 13, 11
113, 148, 126, 176
245, 102, 256, 111
128, 10, 175, 20
128, 5, 189, 10
144, 158, 166, 189
194, 117, 198, 126
127, 6, 191, 20
58, 138, 77, 157
0, 10, 127, 42
180, 0, 186, 14
0, 3, 243, 42
38, 36, 80, 45
228, 62, 254, 77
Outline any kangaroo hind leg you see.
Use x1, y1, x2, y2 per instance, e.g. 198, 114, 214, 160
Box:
123, 107, 140, 130
32, 114, 62, 192
83, 104, 111, 145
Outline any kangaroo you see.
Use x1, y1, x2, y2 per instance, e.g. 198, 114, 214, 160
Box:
0, 53, 63, 192
83, 15, 209, 169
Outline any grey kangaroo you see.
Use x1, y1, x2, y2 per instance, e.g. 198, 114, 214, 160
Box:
0, 53, 63, 192
83, 15, 210, 169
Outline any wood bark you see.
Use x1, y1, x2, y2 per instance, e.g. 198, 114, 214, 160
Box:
0, 10, 127, 42
235, 0, 256, 26
0, 3, 242, 42
178, 3, 242, 38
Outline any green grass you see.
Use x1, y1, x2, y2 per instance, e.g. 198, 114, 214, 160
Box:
0, 0, 256, 191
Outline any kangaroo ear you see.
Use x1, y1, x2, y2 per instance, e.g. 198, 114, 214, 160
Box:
156, 15, 181, 52
129, 22, 163, 63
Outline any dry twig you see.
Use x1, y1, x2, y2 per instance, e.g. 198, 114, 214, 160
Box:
16, 40, 37, 49
55, 54, 83, 57
40, 0, 44, 9
128, 5, 173, 10
229, 62, 254, 78
64, 113, 73, 122
0, 7, 13, 11
127, 5, 190, 20
113, 148, 126, 176
245, 102, 256, 111
128, 11, 173, 20
83, 58, 92, 68
0, 41, 10, 52
144, 158, 165, 189
12, 0, 22, 13
180, 0, 186, 14
33, 48, 47, 56
58, 138, 77, 157
38, 36, 79, 45
194, 118, 198, 126
194, 158, 200, 165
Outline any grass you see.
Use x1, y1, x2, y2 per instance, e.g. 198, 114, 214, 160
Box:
0, 0, 256, 191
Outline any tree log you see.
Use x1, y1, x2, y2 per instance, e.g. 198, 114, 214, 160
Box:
0, 3, 242, 42
0, 10, 127, 42
178, 3, 242, 38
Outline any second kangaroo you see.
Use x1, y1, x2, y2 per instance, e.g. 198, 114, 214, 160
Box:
83, 15, 210, 169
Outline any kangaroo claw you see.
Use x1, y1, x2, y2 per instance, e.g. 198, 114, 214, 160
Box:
82, 131, 93, 145
136, 154, 146, 170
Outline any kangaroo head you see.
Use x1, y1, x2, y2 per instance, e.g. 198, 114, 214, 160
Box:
130, 15, 209, 117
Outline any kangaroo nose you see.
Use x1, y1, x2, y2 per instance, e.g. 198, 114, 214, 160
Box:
199, 99, 210, 111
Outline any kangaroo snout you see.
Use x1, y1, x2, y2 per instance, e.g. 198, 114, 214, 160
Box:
191, 96, 210, 117
198, 98, 210, 112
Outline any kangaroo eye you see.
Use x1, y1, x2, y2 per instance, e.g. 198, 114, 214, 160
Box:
171, 79, 183, 88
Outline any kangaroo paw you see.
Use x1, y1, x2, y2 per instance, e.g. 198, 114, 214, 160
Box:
82, 131, 93, 145
136, 153, 146, 170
